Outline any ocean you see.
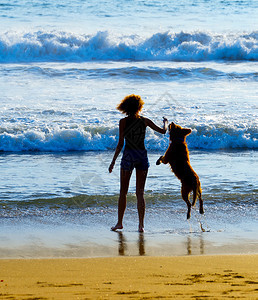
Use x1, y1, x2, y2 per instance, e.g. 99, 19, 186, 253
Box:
0, 0, 257, 258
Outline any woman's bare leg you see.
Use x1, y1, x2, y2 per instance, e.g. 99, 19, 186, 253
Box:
111, 168, 132, 231
136, 169, 148, 232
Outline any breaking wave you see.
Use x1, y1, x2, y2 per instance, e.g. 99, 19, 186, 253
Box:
0, 30, 257, 62
0, 123, 257, 152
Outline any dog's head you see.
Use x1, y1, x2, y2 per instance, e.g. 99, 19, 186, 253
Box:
168, 122, 192, 141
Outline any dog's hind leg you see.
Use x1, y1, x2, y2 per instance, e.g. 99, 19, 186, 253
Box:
192, 188, 197, 208
196, 182, 204, 214
198, 191, 204, 215
181, 185, 192, 219
193, 181, 204, 215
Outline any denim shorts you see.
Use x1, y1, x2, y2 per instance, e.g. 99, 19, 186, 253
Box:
121, 148, 150, 171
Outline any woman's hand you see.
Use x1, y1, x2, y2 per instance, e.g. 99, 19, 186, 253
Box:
108, 161, 115, 173
163, 117, 168, 131
163, 117, 168, 124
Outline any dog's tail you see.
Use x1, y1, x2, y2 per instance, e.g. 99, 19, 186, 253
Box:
192, 180, 202, 207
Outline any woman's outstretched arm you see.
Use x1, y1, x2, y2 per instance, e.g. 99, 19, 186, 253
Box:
145, 117, 168, 134
109, 118, 125, 173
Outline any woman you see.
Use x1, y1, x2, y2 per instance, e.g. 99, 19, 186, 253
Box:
109, 94, 168, 232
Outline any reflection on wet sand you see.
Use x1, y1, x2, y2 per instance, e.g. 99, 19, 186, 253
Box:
186, 234, 204, 255
116, 231, 205, 256
138, 233, 145, 256
117, 231, 127, 255
116, 231, 145, 256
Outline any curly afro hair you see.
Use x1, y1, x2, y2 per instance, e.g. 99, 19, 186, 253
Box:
117, 94, 144, 116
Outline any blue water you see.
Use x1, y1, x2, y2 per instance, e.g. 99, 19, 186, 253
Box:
0, 0, 257, 258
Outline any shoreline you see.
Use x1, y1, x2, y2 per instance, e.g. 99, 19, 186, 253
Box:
1, 228, 258, 259
1, 254, 257, 299
0, 252, 257, 260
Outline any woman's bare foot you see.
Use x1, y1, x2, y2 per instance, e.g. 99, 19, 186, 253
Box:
111, 224, 123, 231
138, 225, 144, 233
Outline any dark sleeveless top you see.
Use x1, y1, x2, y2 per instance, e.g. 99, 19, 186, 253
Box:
124, 116, 146, 150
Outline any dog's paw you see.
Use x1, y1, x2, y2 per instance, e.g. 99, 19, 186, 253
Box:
156, 156, 162, 165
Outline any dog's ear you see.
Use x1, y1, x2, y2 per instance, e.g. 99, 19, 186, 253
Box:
183, 128, 192, 136
169, 122, 175, 131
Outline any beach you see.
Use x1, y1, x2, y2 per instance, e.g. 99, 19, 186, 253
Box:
0, 0, 257, 299
1, 255, 258, 299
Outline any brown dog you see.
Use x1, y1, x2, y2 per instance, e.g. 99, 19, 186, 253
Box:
156, 122, 204, 219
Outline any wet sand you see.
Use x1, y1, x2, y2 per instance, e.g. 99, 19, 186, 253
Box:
1, 255, 257, 299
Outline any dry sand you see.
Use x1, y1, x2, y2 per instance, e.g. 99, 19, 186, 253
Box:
1, 255, 257, 299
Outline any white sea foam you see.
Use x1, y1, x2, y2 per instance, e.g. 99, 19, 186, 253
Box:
0, 30, 257, 63
0, 124, 257, 152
